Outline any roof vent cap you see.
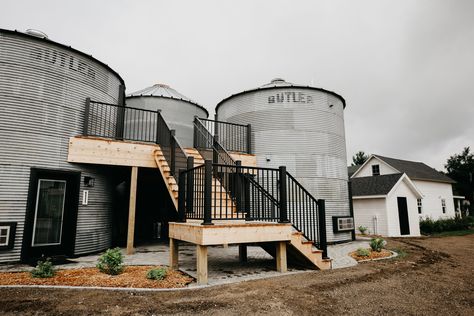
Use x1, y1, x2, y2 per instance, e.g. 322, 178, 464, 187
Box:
25, 29, 48, 39
154, 83, 169, 88
270, 78, 285, 84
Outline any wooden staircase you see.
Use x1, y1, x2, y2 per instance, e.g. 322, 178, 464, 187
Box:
153, 148, 179, 210
261, 231, 331, 270
154, 146, 330, 269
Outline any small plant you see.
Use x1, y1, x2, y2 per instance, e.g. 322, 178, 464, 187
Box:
97, 247, 124, 275
146, 267, 167, 281
358, 225, 368, 235
31, 258, 55, 278
370, 237, 386, 252
356, 248, 370, 257
394, 247, 407, 259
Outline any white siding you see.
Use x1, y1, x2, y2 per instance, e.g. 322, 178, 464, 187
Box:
353, 157, 399, 177
353, 198, 388, 236
414, 180, 455, 220
386, 180, 420, 237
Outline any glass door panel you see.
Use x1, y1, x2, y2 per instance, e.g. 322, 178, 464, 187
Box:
32, 179, 67, 246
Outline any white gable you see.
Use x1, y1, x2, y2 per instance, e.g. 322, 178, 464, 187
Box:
352, 156, 399, 178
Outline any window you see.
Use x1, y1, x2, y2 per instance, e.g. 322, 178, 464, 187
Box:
0, 222, 17, 250
441, 199, 446, 214
417, 199, 423, 214
372, 164, 380, 176
0, 227, 9, 246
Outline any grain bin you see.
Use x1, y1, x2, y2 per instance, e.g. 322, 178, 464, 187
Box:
0, 28, 124, 262
216, 78, 351, 243
126, 84, 209, 148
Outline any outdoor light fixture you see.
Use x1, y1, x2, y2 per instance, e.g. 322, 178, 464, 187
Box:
84, 176, 95, 187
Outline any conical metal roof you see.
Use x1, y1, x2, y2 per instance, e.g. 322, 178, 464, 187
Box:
127, 83, 208, 116
216, 78, 346, 110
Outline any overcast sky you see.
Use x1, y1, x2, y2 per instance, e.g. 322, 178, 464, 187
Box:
2, 0, 473, 170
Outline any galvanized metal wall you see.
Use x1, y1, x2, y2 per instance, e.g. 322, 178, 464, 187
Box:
126, 96, 208, 148
216, 88, 351, 243
0, 30, 122, 262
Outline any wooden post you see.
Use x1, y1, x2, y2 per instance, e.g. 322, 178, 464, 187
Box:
126, 166, 138, 255
196, 245, 208, 285
239, 244, 248, 262
169, 238, 179, 269
276, 241, 287, 273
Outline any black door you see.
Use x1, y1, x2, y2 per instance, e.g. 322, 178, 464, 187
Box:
22, 168, 80, 263
397, 197, 410, 235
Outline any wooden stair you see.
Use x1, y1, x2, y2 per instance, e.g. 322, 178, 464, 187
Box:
153, 148, 179, 210
261, 231, 331, 270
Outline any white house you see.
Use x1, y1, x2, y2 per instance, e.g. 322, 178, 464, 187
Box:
349, 155, 456, 237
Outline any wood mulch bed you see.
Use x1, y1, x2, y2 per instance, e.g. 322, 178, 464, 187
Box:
0, 266, 193, 289
350, 249, 393, 261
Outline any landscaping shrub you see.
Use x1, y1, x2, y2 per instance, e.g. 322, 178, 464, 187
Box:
31, 258, 55, 278
419, 216, 474, 235
356, 248, 370, 257
146, 267, 167, 281
370, 238, 386, 252
97, 248, 124, 275
358, 225, 368, 235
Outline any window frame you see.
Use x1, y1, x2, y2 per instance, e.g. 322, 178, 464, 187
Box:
441, 199, 446, 214
372, 164, 380, 176
0, 222, 17, 250
417, 199, 423, 214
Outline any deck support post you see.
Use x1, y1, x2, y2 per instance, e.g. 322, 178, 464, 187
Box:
127, 166, 138, 255
239, 244, 248, 262
170, 238, 179, 269
196, 245, 208, 285
276, 241, 287, 273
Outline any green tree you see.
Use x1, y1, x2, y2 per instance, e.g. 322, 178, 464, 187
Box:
352, 151, 369, 166
445, 147, 474, 216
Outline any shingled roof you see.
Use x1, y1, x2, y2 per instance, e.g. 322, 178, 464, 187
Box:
373, 155, 455, 183
348, 165, 360, 178
351, 173, 404, 196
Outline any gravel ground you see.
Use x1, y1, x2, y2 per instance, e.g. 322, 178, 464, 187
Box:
0, 234, 473, 315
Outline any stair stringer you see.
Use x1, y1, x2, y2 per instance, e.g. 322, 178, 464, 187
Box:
152, 148, 178, 211
260, 231, 331, 270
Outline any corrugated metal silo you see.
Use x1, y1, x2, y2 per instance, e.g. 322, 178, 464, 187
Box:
0, 29, 124, 262
216, 78, 351, 243
126, 84, 209, 148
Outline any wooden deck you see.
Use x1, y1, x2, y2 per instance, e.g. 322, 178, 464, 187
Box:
169, 221, 292, 285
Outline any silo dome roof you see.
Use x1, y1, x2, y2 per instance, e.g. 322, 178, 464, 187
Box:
127, 83, 209, 116
216, 78, 346, 111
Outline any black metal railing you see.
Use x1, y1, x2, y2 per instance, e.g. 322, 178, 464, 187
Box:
286, 173, 327, 253
193, 117, 236, 166
199, 118, 251, 154
84, 98, 158, 143
178, 160, 282, 222
156, 111, 187, 178
83, 98, 188, 180
178, 159, 328, 257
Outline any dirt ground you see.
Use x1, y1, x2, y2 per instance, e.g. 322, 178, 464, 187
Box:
1, 234, 473, 316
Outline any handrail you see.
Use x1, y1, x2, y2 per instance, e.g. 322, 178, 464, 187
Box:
197, 117, 251, 154
193, 117, 236, 166
83, 98, 188, 181
178, 158, 328, 257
